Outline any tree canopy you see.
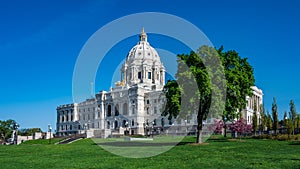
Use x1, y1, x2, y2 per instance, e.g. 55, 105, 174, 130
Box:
19, 128, 42, 136
0, 119, 17, 141
217, 47, 255, 123
272, 98, 279, 134
163, 46, 225, 143
289, 100, 297, 135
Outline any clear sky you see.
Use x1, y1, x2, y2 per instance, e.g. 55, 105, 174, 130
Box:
0, 0, 300, 131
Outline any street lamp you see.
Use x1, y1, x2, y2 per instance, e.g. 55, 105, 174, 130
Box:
84, 123, 87, 138
48, 124, 52, 144
184, 120, 187, 134
1, 133, 4, 144
13, 123, 19, 145
223, 116, 227, 137
152, 121, 155, 138
125, 121, 128, 135
143, 122, 147, 137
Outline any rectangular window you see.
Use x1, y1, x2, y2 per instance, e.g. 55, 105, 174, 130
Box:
148, 72, 151, 79
138, 72, 142, 79
154, 107, 157, 114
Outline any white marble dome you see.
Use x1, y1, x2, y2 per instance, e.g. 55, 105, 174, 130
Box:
125, 28, 162, 64
121, 28, 165, 89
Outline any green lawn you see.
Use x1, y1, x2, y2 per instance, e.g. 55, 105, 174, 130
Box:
0, 136, 300, 169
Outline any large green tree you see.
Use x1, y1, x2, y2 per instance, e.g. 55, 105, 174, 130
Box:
163, 46, 225, 144
272, 98, 279, 134
217, 46, 255, 136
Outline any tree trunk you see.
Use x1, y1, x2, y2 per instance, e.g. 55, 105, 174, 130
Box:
224, 126, 227, 137
196, 128, 202, 144
196, 114, 203, 144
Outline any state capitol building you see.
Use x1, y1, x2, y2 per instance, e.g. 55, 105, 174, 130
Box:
56, 29, 263, 138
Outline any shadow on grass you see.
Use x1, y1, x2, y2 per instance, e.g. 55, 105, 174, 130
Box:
95, 142, 176, 147
207, 138, 231, 142
91, 141, 193, 147
289, 141, 300, 145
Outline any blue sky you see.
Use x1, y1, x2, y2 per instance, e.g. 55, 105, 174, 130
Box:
0, 0, 300, 131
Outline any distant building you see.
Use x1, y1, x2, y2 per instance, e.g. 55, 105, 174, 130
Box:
243, 86, 264, 124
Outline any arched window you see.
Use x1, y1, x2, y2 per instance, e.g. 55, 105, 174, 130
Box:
107, 105, 112, 117
169, 119, 173, 125
114, 120, 118, 129
132, 119, 134, 126
148, 72, 151, 79
115, 104, 119, 116
61, 111, 64, 122
107, 121, 110, 129
123, 120, 127, 127
153, 119, 157, 126
123, 103, 128, 115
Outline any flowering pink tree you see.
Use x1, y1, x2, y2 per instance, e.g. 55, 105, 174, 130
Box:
230, 118, 252, 137
210, 119, 224, 134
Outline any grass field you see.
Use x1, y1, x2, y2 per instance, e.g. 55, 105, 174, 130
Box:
0, 136, 300, 169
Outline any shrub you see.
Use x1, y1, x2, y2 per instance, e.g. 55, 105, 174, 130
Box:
252, 134, 300, 141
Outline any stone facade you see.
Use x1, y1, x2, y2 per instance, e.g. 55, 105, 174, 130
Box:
56, 103, 78, 136
243, 86, 264, 124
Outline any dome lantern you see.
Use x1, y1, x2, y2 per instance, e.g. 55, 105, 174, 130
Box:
139, 27, 147, 42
